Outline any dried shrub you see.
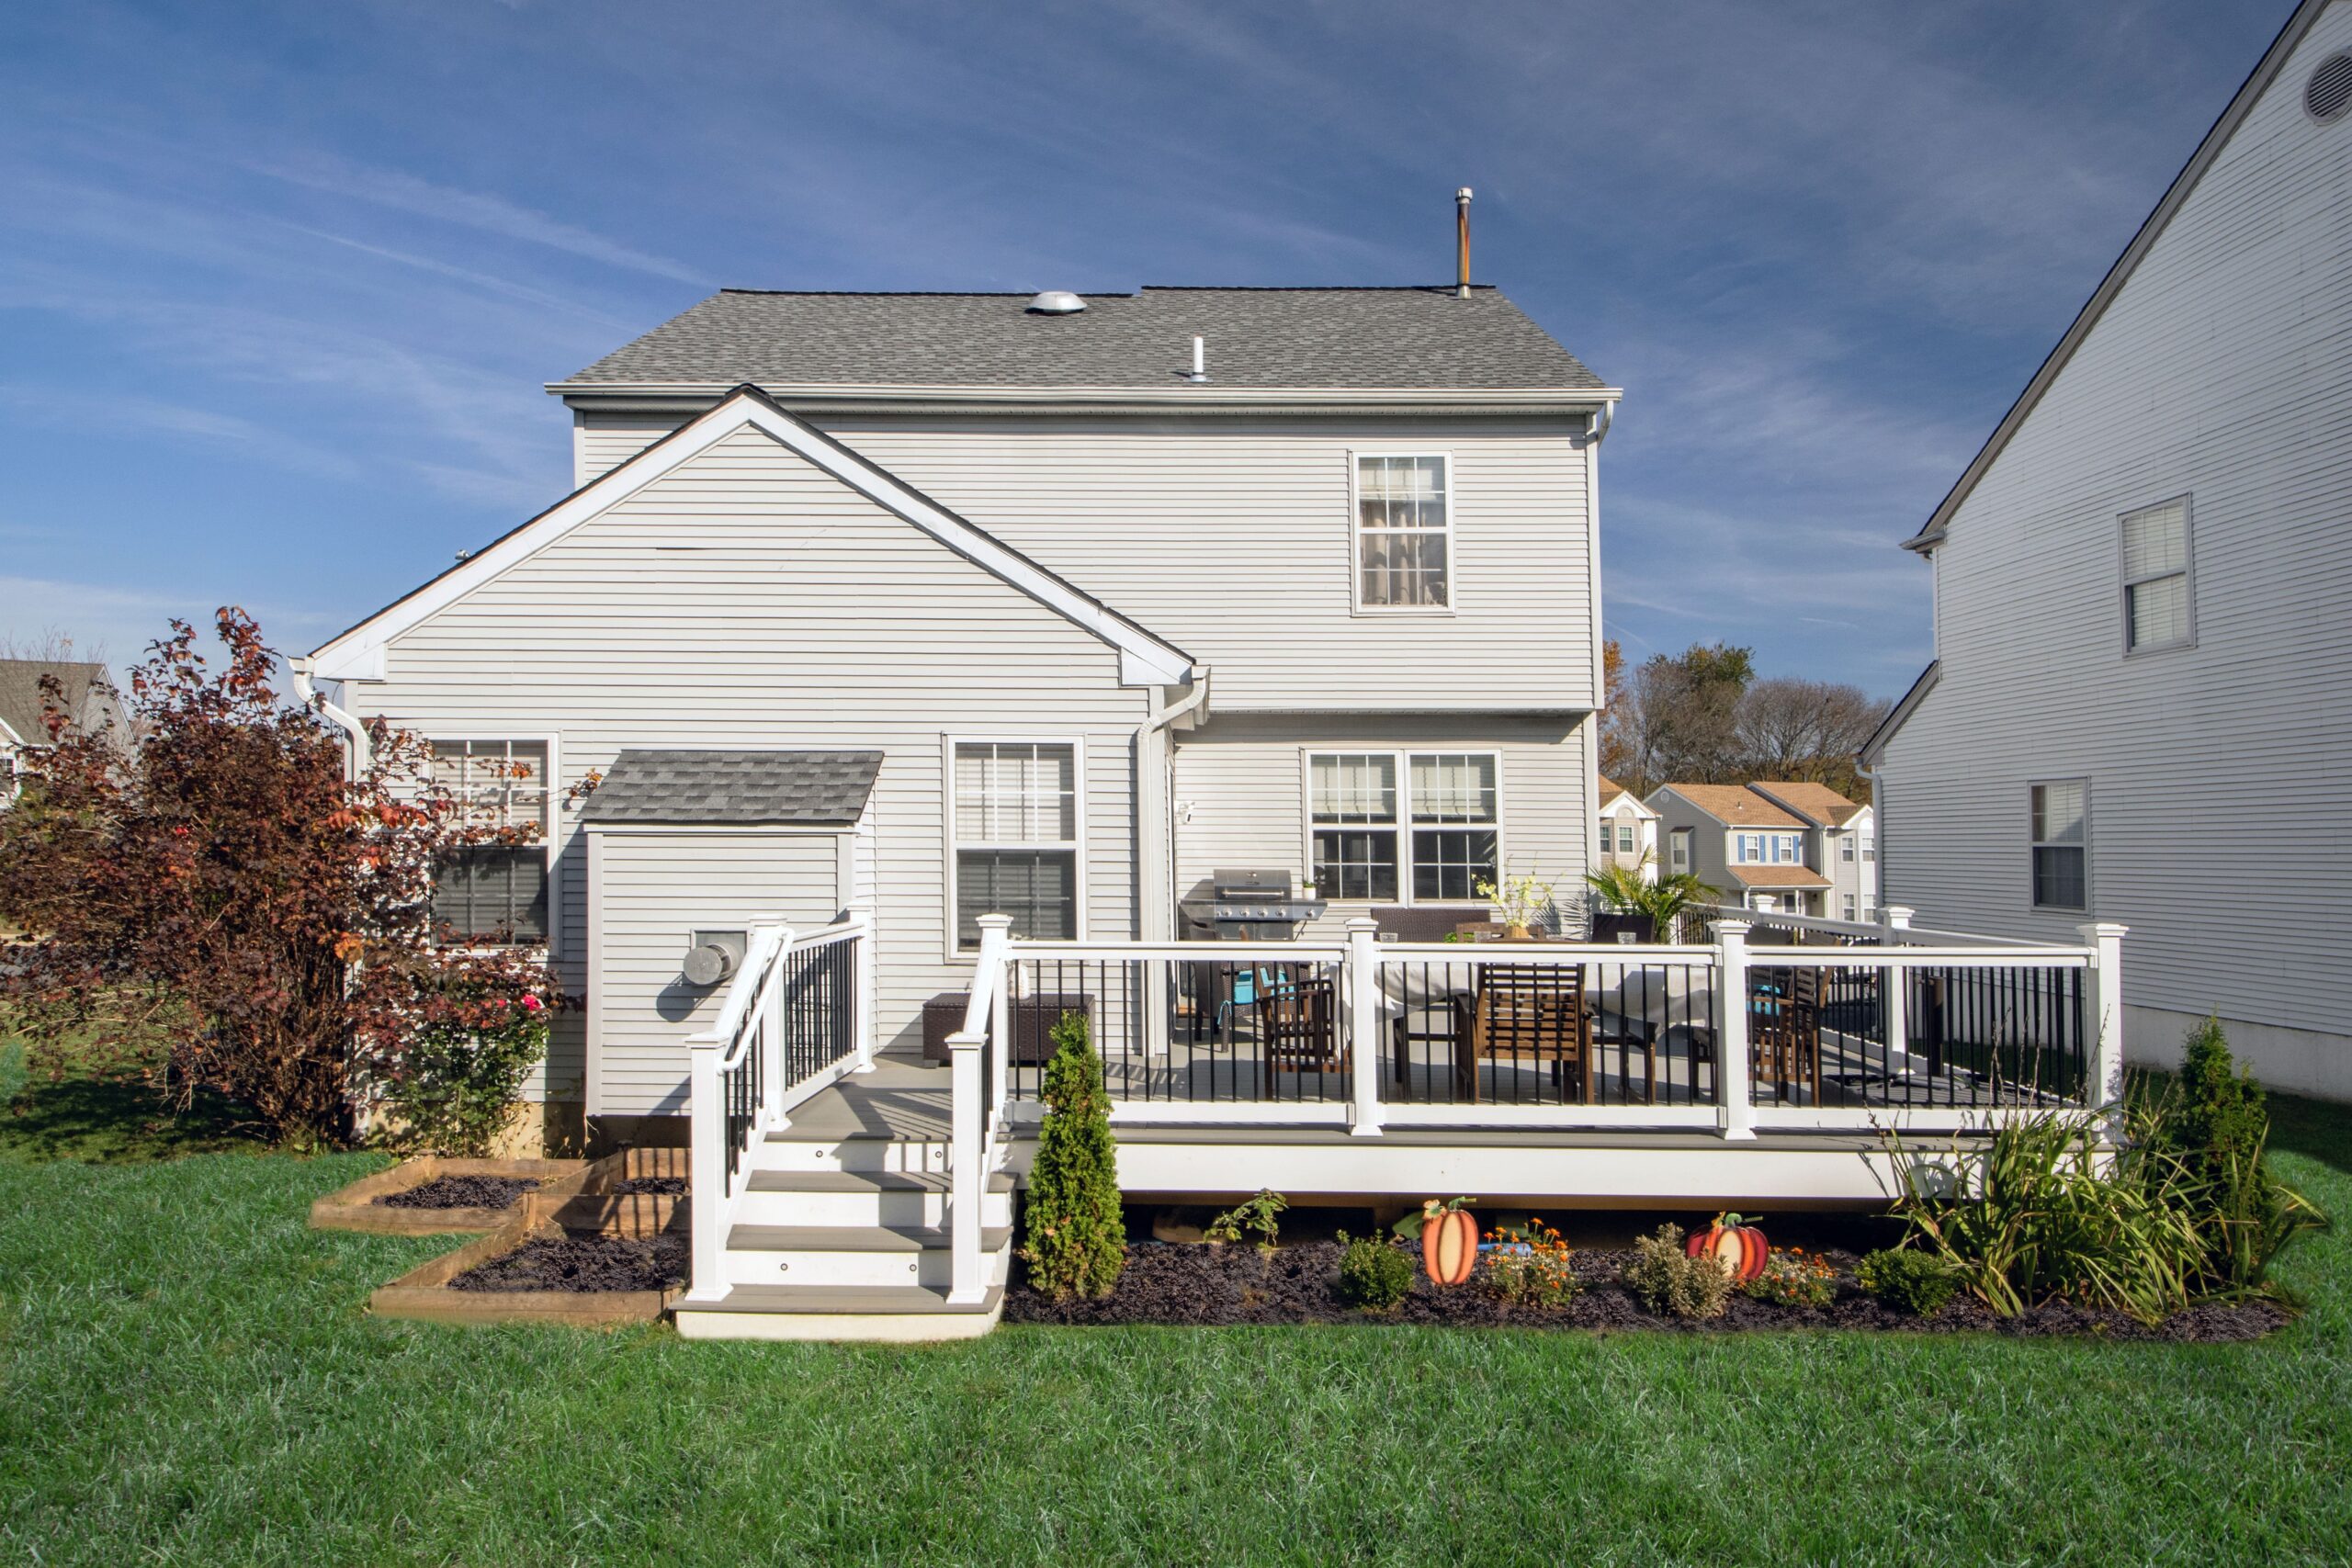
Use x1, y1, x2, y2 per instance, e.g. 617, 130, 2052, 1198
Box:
1622, 1223, 1732, 1319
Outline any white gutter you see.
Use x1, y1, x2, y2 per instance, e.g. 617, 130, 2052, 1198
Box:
288, 657, 371, 776
549, 380, 1624, 412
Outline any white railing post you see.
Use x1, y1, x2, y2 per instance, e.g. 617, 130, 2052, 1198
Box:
1881, 906, 1913, 1066
684, 1036, 727, 1303
760, 925, 789, 1130
2080, 920, 2130, 1113
1715, 916, 1756, 1141
853, 916, 877, 1073
1345, 917, 1384, 1137
977, 913, 1014, 1131
946, 1028, 986, 1304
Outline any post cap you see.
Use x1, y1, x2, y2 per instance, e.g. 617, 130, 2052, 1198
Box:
1344, 916, 1381, 932
976, 912, 1015, 931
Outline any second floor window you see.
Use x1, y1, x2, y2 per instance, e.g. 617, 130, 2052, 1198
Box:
1734, 831, 1804, 864
2121, 499, 2192, 652
1355, 455, 1451, 610
1668, 829, 1691, 874
1309, 750, 1497, 901
954, 741, 1079, 949
2030, 780, 2088, 911
1840, 833, 1855, 863
429, 739, 550, 945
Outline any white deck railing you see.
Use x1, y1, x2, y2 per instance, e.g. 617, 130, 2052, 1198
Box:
681, 915, 873, 1304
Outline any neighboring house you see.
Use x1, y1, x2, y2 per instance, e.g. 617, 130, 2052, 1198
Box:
1645, 782, 1871, 919
1594, 774, 1658, 881
301, 285, 1620, 1143
1862, 0, 2352, 1100
0, 660, 129, 802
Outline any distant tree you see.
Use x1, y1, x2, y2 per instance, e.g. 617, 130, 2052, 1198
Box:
0, 627, 104, 663
1597, 639, 1633, 783
1617, 641, 1754, 792
1735, 678, 1890, 794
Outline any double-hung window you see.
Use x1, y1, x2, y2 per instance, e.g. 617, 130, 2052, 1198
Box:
1308, 750, 1498, 902
1668, 829, 1691, 874
430, 739, 550, 944
1734, 831, 1803, 864
1355, 455, 1451, 610
1840, 833, 1856, 863
2030, 781, 2089, 911
952, 741, 1080, 950
2120, 499, 2192, 652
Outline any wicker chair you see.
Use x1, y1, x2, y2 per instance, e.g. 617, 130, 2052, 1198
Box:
1453, 964, 1590, 1104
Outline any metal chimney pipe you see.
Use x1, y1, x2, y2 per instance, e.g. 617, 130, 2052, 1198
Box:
1455, 186, 1474, 298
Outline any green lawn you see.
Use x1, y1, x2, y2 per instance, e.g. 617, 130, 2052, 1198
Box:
1, 1056, 2346, 1564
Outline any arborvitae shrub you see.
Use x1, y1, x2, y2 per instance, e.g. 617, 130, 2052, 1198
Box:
1019, 1010, 1126, 1301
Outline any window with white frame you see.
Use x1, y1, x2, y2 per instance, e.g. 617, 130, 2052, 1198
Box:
1842, 895, 1858, 921
1861, 828, 1875, 862
1840, 832, 1855, 863
952, 741, 1079, 950
1354, 455, 1451, 610
2121, 499, 2192, 652
429, 739, 550, 944
1668, 828, 1690, 874
1734, 831, 1804, 865
1309, 750, 1498, 902
1597, 815, 1611, 855
2030, 780, 2089, 911
1618, 823, 1636, 853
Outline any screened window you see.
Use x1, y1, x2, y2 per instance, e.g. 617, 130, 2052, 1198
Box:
2030, 781, 2089, 911
953, 741, 1079, 949
1309, 750, 1498, 902
428, 739, 550, 944
1355, 456, 1451, 610
2121, 500, 2192, 652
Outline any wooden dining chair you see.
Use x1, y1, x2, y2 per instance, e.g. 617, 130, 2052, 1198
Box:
1750, 964, 1823, 1103
1256, 970, 1342, 1094
1453, 964, 1589, 1104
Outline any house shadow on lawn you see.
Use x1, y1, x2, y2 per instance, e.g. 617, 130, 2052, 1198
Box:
2265, 1088, 2352, 1182
0, 1042, 256, 1164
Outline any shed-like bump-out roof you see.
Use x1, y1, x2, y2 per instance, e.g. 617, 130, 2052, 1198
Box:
580, 750, 884, 827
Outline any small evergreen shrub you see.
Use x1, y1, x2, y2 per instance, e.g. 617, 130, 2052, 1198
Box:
1857, 1247, 1961, 1316
1622, 1224, 1732, 1319
1020, 1011, 1126, 1302
1336, 1231, 1414, 1312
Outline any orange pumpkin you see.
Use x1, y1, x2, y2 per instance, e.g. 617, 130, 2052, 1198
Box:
1421, 1209, 1479, 1286
1686, 1213, 1769, 1282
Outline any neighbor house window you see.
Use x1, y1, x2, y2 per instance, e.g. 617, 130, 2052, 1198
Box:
1842, 895, 1858, 921
1618, 824, 1636, 853
1861, 829, 1875, 862
1597, 815, 1612, 855
1355, 455, 1451, 610
2030, 781, 2089, 911
1668, 829, 1691, 874
1734, 832, 1804, 864
1309, 750, 1498, 902
2121, 499, 2192, 652
1840, 833, 1855, 863
429, 739, 550, 944
952, 741, 1080, 949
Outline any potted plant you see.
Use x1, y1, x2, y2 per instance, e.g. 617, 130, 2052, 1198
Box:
1476, 869, 1556, 940
1583, 855, 1720, 943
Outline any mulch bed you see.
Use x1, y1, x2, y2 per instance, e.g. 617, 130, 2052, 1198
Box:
609, 1175, 688, 1197
448, 1232, 687, 1294
376, 1175, 541, 1211
1004, 1240, 2290, 1342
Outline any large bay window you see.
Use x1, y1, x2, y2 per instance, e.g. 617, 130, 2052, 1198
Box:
1309, 750, 1498, 902
1354, 455, 1452, 610
952, 740, 1080, 950
429, 739, 551, 944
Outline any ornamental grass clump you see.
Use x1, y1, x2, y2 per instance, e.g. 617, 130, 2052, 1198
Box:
1622, 1223, 1732, 1320
1019, 1011, 1125, 1302
1336, 1231, 1415, 1313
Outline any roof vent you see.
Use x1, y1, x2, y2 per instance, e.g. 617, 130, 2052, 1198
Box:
2309, 52, 2352, 125
1026, 290, 1087, 314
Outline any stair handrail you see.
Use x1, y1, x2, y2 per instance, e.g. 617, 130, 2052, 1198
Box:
944, 914, 1014, 1305
682, 922, 790, 1304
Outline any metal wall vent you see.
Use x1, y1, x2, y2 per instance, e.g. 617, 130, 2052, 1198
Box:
2308, 51, 2352, 125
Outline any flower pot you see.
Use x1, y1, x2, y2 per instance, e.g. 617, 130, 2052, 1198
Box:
1504, 923, 1532, 941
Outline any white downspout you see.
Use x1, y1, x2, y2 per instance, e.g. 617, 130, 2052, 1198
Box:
288, 657, 371, 777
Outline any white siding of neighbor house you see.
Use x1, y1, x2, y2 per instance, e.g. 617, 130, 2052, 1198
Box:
587, 829, 846, 1117
1878, 2, 2352, 1098
578, 410, 1597, 712
1170, 712, 1595, 937
345, 423, 1150, 1110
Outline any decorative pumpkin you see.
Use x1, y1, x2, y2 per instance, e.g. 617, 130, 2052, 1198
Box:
1420, 1201, 1479, 1286
1686, 1213, 1769, 1283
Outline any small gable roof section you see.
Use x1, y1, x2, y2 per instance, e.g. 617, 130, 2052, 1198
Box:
1747, 781, 1869, 829
1597, 775, 1659, 816
1650, 784, 1808, 829
553, 287, 1609, 395
581, 750, 882, 828
306, 386, 1193, 689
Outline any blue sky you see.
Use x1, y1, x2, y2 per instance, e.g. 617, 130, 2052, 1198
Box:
0, 0, 2295, 694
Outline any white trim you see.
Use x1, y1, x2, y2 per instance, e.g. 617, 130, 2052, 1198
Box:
551, 380, 1626, 412
1377, 1103, 1722, 1131
579, 821, 855, 837
1300, 747, 1507, 908
943, 734, 1089, 962
582, 826, 604, 1119
310, 386, 1193, 689
1347, 450, 1456, 615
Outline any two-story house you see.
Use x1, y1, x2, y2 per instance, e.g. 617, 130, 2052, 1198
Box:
1860, 0, 2352, 1100
1595, 774, 1659, 881
300, 284, 1620, 1149
1645, 782, 1871, 919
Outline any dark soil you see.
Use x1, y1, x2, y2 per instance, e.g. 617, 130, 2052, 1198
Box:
449, 1232, 688, 1293
377, 1175, 540, 1210
610, 1175, 687, 1197
1004, 1240, 2290, 1343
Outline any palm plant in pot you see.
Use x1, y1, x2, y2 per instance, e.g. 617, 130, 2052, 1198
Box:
1583, 854, 1720, 943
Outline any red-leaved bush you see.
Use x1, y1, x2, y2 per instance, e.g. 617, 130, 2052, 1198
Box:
0, 609, 564, 1147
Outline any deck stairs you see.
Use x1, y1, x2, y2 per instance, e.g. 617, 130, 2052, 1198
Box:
672, 1058, 1016, 1342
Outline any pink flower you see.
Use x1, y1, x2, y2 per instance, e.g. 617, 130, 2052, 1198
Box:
520, 994, 545, 1012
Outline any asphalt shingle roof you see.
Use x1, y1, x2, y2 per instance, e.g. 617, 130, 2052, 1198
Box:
581, 750, 882, 827
1749, 781, 1869, 828
557, 287, 1605, 391
0, 660, 115, 745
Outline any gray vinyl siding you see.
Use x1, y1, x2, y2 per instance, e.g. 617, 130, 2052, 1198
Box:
580, 410, 1597, 712
589, 829, 845, 1116
353, 423, 1149, 1104
1878, 4, 2352, 1091
1645, 796, 1738, 903
1170, 712, 1594, 938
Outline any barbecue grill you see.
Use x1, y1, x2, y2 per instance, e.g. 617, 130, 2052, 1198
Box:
1179, 868, 1329, 942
